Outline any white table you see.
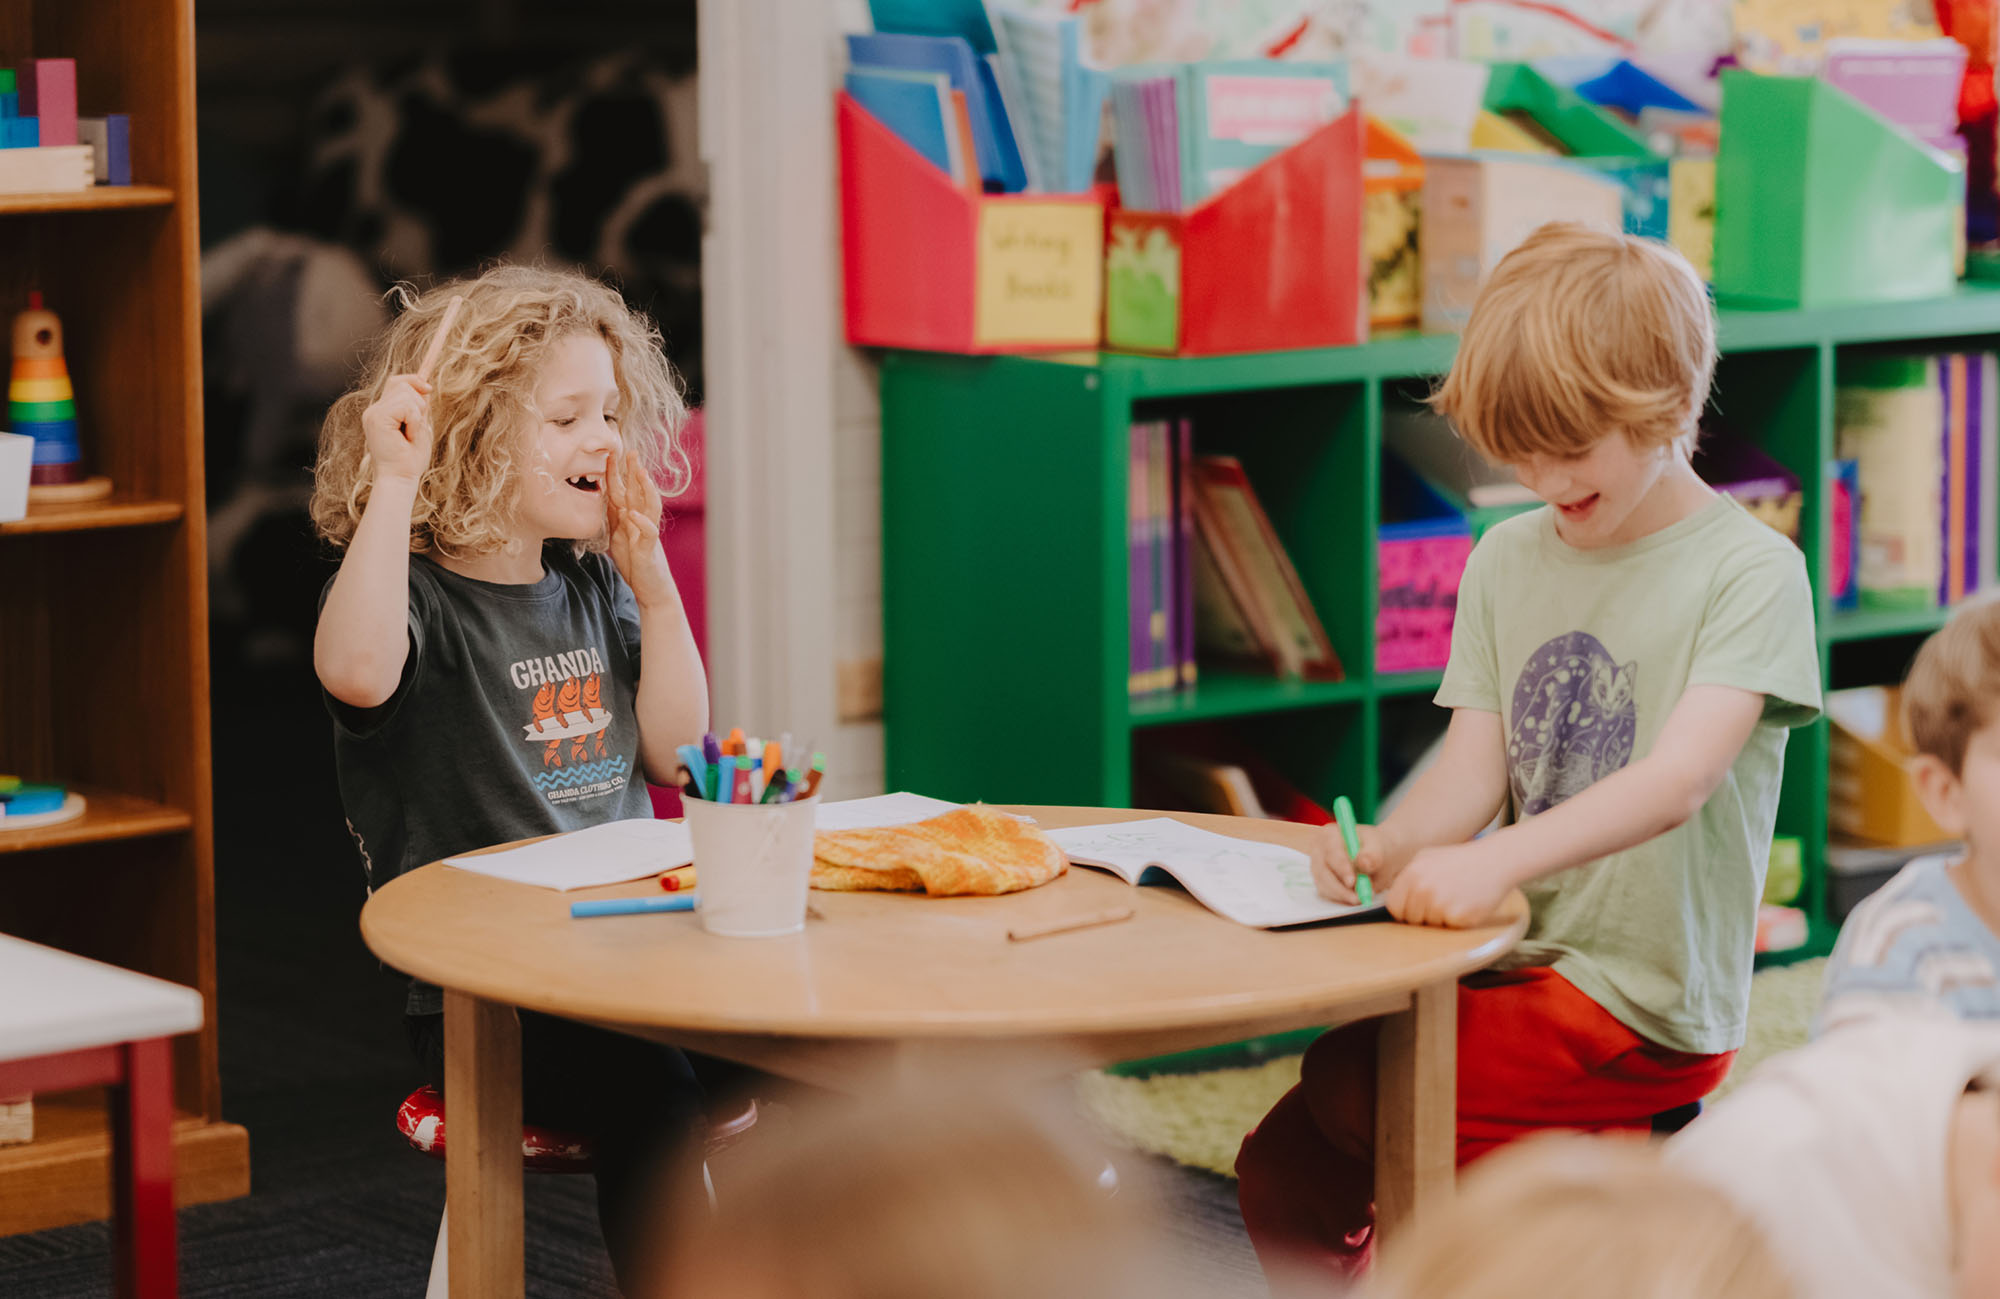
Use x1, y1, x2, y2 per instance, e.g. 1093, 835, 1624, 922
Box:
0, 935, 205, 1298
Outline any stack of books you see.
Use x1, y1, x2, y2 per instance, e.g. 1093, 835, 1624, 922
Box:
1110, 60, 1348, 212
1835, 352, 1999, 612
1127, 415, 1343, 697
845, 4, 1107, 196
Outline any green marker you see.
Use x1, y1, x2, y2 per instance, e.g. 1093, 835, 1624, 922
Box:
1333, 796, 1372, 906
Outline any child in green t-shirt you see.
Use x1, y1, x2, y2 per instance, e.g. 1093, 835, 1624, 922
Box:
1236, 223, 1824, 1286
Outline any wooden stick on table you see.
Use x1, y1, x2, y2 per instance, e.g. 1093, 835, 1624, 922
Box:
1008, 906, 1135, 943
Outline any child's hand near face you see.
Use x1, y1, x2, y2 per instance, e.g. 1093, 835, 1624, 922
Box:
604, 449, 677, 609
361, 374, 435, 483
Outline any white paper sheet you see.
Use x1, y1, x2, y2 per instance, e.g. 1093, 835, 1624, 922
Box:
811, 792, 967, 832
443, 818, 694, 891
1047, 818, 1382, 928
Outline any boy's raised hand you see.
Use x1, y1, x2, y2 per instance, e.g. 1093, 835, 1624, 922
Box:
361, 374, 435, 483
1311, 819, 1402, 905
604, 448, 678, 610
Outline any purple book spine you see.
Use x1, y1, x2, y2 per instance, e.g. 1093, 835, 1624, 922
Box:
1966, 354, 1983, 604
1130, 420, 1149, 695
1177, 418, 1196, 688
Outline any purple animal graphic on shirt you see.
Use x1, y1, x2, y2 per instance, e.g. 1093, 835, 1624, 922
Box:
1507, 631, 1638, 816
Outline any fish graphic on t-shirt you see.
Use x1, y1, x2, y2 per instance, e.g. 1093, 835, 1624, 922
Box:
528, 681, 564, 768
583, 675, 608, 757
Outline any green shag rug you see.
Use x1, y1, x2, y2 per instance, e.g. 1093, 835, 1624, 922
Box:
1075, 960, 1826, 1178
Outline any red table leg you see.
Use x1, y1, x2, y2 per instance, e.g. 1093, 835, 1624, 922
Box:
111, 1036, 178, 1299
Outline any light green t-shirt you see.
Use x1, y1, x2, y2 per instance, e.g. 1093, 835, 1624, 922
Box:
1437, 496, 1822, 1054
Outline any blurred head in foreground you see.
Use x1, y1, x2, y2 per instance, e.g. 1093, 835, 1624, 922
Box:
1357, 1134, 1792, 1299
645, 1090, 1178, 1299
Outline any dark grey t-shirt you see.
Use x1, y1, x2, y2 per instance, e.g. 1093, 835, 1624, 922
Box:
324, 544, 656, 1014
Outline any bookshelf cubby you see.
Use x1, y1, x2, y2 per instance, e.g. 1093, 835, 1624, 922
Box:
0, 0, 250, 1235
882, 285, 2000, 964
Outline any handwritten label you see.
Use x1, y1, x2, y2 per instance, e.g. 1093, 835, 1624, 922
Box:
974, 202, 1103, 347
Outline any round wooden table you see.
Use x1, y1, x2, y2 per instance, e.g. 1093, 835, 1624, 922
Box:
361, 806, 1526, 1299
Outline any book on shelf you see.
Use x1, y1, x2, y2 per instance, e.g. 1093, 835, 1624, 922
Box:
1690, 428, 1803, 543
989, 7, 1108, 195
1110, 59, 1347, 211
1128, 417, 1198, 697
843, 67, 973, 190
1136, 748, 1268, 818
1192, 454, 1343, 682
1045, 817, 1383, 928
1835, 351, 1998, 611
846, 31, 1027, 191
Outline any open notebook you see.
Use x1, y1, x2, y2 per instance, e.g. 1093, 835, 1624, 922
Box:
1046, 818, 1384, 928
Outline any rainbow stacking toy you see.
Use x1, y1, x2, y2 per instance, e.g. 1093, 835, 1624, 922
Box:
10, 292, 80, 485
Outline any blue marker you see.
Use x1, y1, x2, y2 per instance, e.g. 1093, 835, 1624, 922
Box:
571, 895, 698, 918
716, 755, 740, 804
676, 743, 710, 800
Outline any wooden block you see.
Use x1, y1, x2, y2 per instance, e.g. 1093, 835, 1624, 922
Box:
0, 146, 93, 195
2, 117, 37, 149
77, 116, 130, 185
0, 1096, 33, 1146
19, 60, 76, 148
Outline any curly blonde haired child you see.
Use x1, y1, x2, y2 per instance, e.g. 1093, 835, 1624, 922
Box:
311, 263, 710, 1291
311, 262, 691, 557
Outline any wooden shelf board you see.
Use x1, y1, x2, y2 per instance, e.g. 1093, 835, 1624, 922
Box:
1827, 606, 1952, 644
0, 789, 192, 855
0, 186, 175, 217
0, 496, 183, 536
0, 1089, 248, 1236
1129, 671, 1368, 727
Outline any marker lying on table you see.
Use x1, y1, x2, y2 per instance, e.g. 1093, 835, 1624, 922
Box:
1333, 796, 1372, 907
572, 895, 698, 918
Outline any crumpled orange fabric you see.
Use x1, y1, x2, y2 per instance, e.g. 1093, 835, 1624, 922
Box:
810, 805, 1068, 896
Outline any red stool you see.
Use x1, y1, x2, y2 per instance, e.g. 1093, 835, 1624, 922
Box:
398, 1083, 758, 1296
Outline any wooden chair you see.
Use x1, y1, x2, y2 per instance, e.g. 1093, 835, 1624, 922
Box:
397, 1084, 759, 1297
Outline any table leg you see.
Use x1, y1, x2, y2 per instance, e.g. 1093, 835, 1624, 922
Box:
111, 1036, 177, 1299
1373, 980, 1456, 1241
444, 991, 523, 1299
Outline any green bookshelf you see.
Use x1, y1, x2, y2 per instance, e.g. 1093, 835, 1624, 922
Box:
882, 283, 2000, 965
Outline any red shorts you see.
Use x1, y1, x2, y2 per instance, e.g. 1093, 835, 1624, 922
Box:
1234, 967, 1733, 1284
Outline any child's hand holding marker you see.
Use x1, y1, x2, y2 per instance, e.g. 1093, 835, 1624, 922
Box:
1312, 800, 1400, 906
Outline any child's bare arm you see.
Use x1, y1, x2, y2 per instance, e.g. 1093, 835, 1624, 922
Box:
1311, 707, 1508, 902
1389, 684, 1766, 926
314, 375, 433, 708
607, 450, 710, 782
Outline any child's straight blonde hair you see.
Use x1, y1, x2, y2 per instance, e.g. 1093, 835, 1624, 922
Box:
310, 264, 690, 558
1360, 1135, 1793, 1299
1904, 593, 2000, 775
1431, 223, 1717, 463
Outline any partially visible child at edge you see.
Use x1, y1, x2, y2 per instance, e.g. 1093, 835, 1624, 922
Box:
310, 265, 709, 1291
1815, 595, 2000, 1036
1234, 223, 1824, 1286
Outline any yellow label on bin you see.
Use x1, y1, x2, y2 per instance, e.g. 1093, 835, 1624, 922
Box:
972, 201, 1103, 348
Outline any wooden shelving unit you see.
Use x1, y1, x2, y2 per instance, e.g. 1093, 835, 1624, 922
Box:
0, 496, 183, 535
0, 0, 249, 1234
882, 285, 2000, 966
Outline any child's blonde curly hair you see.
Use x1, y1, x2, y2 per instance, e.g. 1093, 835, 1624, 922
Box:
311, 263, 690, 557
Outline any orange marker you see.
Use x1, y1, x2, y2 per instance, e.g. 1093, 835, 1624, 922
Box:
725, 728, 746, 757
762, 740, 783, 785
803, 752, 826, 799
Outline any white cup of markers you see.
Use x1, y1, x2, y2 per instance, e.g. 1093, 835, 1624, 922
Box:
675, 730, 825, 938
676, 729, 823, 806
